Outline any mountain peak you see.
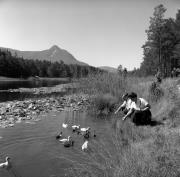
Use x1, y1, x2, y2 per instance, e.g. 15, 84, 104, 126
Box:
50, 45, 60, 50
0, 45, 88, 66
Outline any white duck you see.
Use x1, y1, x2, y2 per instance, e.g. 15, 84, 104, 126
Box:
72, 125, 80, 132
80, 127, 90, 132
0, 157, 10, 168
82, 140, 88, 151
59, 136, 71, 143
62, 123, 68, 128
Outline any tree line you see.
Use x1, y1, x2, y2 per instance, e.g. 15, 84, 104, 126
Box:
0, 49, 103, 78
131, 4, 180, 77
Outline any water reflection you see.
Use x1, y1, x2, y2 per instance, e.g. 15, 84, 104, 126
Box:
0, 79, 68, 90
0, 79, 69, 102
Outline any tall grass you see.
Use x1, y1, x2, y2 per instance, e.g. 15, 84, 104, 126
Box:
78, 72, 162, 116
67, 73, 180, 177
78, 72, 127, 97
66, 120, 180, 177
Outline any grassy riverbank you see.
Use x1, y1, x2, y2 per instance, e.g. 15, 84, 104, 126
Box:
67, 73, 180, 177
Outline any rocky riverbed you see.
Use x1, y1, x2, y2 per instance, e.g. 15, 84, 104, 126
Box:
0, 83, 90, 128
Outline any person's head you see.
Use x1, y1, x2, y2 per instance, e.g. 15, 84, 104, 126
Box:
128, 92, 137, 102
122, 93, 128, 101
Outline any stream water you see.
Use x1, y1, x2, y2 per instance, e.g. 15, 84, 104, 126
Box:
0, 79, 68, 90
0, 79, 69, 102
0, 111, 113, 177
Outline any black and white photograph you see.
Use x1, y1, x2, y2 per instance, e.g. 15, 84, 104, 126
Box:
0, 0, 180, 177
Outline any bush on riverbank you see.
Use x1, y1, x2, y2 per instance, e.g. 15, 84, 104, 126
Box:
78, 72, 127, 115
92, 93, 117, 116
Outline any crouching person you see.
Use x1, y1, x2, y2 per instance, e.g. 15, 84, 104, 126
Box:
115, 93, 131, 115
122, 92, 152, 125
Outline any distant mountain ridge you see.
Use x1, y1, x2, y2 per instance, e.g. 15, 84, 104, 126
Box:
99, 66, 117, 73
0, 45, 88, 65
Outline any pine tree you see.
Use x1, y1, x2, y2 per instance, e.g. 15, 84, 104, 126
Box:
142, 4, 166, 75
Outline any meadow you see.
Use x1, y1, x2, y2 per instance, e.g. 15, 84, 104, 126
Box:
66, 73, 180, 177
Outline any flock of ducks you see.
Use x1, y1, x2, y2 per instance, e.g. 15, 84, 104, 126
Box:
56, 123, 96, 151
0, 123, 96, 171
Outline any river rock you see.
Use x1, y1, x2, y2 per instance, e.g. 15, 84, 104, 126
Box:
0, 93, 90, 128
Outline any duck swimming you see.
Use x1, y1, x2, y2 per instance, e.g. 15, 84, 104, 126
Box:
0, 157, 11, 169
80, 127, 90, 132
83, 130, 90, 139
59, 136, 74, 147
82, 140, 88, 151
56, 132, 63, 139
72, 125, 80, 132
59, 136, 71, 143
64, 140, 74, 147
62, 123, 68, 128
93, 130, 97, 137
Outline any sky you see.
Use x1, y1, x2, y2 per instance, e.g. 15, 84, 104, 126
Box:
0, 0, 179, 70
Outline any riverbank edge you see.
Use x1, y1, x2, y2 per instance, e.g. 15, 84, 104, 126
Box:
0, 76, 69, 82
0, 83, 90, 128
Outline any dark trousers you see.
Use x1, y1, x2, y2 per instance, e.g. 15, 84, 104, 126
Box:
131, 109, 152, 125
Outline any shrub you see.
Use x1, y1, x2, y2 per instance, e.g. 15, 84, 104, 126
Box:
91, 93, 117, 116
149, 81, 164, 102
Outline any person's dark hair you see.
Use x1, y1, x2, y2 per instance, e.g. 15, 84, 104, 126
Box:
128, 92, 137, 99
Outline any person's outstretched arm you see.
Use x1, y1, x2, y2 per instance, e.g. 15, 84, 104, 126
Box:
115, 101, 126, 114
122, 108, 134, 120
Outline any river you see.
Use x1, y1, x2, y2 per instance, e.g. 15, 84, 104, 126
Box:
0, 110, 113, 177
0, 79, 68, 90
0, 79, 69, 102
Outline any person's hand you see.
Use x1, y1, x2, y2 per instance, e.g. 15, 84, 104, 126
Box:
122, 116, 126, 121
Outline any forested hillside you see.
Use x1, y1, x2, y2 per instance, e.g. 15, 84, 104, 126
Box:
0, 49, 102, 78
0, 45, 88, 66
